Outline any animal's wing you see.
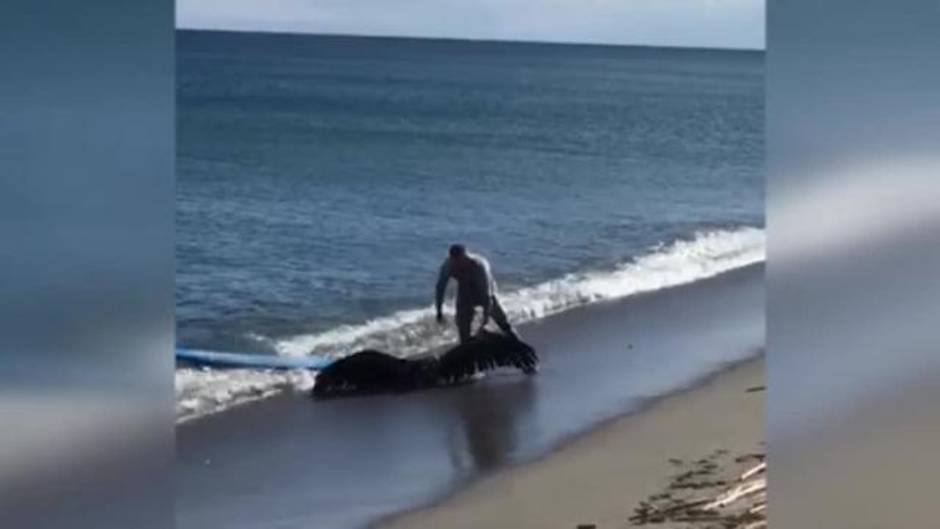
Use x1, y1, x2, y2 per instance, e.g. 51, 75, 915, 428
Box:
436, 337, 538, 381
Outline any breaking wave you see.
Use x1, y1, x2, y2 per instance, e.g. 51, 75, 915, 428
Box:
176, 227, 765, 422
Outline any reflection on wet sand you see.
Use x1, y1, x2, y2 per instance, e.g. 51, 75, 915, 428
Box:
447, 376, 537, 473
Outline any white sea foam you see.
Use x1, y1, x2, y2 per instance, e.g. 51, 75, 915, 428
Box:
176, 227, 765, 422
175, 367, 317, 423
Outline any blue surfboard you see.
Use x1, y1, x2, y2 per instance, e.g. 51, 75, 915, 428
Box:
176, 348, 334, 370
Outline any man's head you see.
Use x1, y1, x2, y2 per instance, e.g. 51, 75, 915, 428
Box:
449, 243, 467, 261
449, 244, 473, 275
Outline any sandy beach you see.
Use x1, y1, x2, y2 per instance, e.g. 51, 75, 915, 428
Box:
376, 357, 765, 529
176, 265, 764, 529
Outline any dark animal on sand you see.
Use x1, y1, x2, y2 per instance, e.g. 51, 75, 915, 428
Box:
311, 331, 539, 398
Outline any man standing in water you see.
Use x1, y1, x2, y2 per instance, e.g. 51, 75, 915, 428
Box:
435, 244, 519, 343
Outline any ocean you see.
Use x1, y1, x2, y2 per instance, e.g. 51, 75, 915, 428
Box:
176, 30, 764, 420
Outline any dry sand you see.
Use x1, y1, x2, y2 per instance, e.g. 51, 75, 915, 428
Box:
376, 357, 765, 529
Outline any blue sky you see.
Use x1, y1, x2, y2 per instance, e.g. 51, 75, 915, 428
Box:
177, 0, 765, 50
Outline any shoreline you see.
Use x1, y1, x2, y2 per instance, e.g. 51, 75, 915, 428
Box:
176, 228, 765, 424
176, 265, 764, 529
375, 356, 765, 529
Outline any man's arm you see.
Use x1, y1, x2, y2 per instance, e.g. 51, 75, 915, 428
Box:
435, 259, 451, 318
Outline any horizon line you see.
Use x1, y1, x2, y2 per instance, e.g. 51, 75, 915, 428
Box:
176, 26, 766, 53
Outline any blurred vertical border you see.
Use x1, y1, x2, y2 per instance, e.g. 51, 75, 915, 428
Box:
768, 0, 940, 527
0, 1, 173, 528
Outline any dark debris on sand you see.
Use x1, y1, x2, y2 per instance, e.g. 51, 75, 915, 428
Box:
629, 449, 767, 529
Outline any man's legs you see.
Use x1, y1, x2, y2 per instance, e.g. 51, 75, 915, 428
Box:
455, 302, 474, 344
489, 295, 519, 339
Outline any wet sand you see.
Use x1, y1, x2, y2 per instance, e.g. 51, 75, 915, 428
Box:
376, 357, 765, 529
176, 264, 763, 529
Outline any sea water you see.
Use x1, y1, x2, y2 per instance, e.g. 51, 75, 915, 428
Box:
176, 31, 764, 420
